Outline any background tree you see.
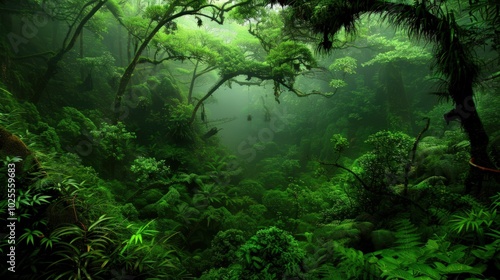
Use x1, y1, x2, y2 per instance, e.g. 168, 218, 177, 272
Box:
186, 7, 334, 125
266, 0, 498, 196
112, 0, 258, 122
29, 0, 122, 103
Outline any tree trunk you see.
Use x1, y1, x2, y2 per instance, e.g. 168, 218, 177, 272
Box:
80, 29, 84, 81
31, 54, 62, 103
450, 84, 495, 196
462, 106, 494, 196
52, 21, 59, 50
188, 60, 199, 104
127, 32, 131, 65
118, 24, 123, 67
113, 9, 176, 122
113, 22, 164, 122
29, 0, 107, 104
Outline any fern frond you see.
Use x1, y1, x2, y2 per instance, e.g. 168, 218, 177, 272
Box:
392, 219, 422, 249
380, 268, 415, 279
335, 242, 380, 279
408, 262, 441, 279
428, 207, 451, 225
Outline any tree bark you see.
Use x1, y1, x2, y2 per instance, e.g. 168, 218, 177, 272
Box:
113, 20, 165, 122
457, 97, 495, 196
80, 29, 84, 81
118, 24, 123, 67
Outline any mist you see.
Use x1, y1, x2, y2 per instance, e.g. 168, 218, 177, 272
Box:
1, 1, 499, 279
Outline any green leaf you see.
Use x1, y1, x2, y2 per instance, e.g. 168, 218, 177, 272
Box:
252, 256, 263, 263
425, 239, 439, 251
381, 268, 414, 279
409, 263, 441, 279
448, 250, 465, 263
433, 261, 446, 271
440, 263, 482, 274
20, 228, 43, 246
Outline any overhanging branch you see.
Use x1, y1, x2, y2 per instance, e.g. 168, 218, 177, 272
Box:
137, 55, 197, 64
278, 81, 335, 98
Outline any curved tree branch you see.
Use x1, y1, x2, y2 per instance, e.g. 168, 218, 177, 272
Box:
189, 74, 236, 125
61, 0, 100, 50
277, 80, 335, 98
137, 55, 197, 64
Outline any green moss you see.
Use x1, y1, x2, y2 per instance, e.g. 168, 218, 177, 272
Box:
159, 74, 182, 100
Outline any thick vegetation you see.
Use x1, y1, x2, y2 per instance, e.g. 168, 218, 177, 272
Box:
0, 0, 499, 279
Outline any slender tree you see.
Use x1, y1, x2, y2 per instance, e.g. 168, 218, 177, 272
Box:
30, 0, 112, 104
112, 0, 257, 122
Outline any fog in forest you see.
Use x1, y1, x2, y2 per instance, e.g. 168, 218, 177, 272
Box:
1, 1, 499, 279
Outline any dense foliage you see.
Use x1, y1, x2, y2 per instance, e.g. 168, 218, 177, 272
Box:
0, 0, 499, 279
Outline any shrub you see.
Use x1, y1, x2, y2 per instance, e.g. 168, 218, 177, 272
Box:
130, 156, 170, 184
211, 229, 246, 267
90, 122, 136, 160
237, 226, 305, 279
